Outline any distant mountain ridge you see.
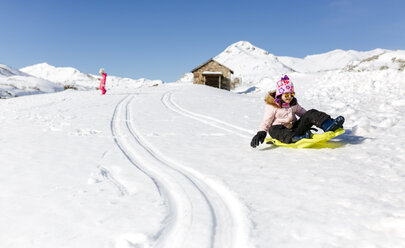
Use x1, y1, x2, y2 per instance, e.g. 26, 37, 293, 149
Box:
213, 41, 404, 88
20, 63, 163, 89
215, 41, 402, 73
1, 63, 163, 98
0, 63, 63, 98
278, 48, 387, 72
20, 63, 92, 84
2, 41, 404, 98
0, 64, 29, 77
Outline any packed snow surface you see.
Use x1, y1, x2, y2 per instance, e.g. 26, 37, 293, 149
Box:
1, 41, 405, 247
2, 71, 405, 247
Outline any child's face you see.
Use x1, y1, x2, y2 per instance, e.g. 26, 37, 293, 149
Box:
281, 93, 295, 103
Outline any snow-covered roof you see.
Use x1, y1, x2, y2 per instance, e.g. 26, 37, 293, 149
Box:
191, 58, 234, 74
202, 71, 223, 75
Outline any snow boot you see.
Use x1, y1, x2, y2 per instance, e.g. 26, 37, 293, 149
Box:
321, 116, 345, 132
291, 130, 312, 143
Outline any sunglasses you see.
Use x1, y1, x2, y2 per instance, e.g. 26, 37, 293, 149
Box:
283, 93, 295, 97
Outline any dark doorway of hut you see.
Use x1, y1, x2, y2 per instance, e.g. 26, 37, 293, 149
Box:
204, 74, 223, 89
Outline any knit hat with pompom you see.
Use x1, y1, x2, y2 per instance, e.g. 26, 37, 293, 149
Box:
275, 75, 294, 97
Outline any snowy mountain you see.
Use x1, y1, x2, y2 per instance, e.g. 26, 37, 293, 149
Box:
176, 72, 194, 84
21, 63, 164, 90
212, 41, 404, 92
3, 41, 404, 99
278, 48, 387, 72
0, 64, 29, 77
214, 41, 294, 89
20, 63, 94, 87
0, 63, 63, 98
1, 63, 164, 98
343, 50, 405, 72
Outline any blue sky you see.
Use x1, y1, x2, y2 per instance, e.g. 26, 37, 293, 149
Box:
1, 0, 404, 82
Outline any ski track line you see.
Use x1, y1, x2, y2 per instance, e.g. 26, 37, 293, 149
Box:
127, 96, 254, 248
124, 96, 218, 248
112, 95, 194, 248
111, 96, 163, 195
159, 91, 254, 248
125, 95, 252, 248
161, 91, 255, 138
112, 95, 253, 248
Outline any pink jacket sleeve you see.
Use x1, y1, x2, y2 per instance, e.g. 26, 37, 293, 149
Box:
258, 105, 276, 132
295, 104, 307, 117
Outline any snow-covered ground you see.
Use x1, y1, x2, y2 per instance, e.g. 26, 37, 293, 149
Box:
1, 63, 163, 98
1, 41, 405, 248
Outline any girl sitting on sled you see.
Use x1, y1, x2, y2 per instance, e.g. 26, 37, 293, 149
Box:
250, 75, 345, 148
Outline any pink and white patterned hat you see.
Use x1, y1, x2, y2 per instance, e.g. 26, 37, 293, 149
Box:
276, 75, 295, 97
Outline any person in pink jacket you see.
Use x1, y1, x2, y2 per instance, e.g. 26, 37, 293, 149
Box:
98, 68, 107, 95
250, 75, 345, 147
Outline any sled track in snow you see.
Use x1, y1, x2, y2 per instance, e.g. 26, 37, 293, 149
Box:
161, 91, 255, 138
111, 95, 252, 248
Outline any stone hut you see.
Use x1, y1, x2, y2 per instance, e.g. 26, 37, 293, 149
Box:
191, 59, 234, 90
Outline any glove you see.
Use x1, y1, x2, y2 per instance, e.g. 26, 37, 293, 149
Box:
250, 131, 267, 148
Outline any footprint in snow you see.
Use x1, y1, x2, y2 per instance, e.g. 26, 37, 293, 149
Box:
114, 233, 149, 248
70, 129, 102, 136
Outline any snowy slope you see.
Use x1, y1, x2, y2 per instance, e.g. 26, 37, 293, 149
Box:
0, 63, 29, 77
1, 77, 405, 247
0, 63, 63, 98
213, 41, 403, 93
2, 63, 163, 99
21, 63, 90, 83
344, 50, 405, 72
2, 41, 405, 247
21, 63, 164, 90
214, 41, 294, 90
279, 48, 387, 73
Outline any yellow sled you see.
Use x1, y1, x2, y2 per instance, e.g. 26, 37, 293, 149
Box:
265, 128, 345, 149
